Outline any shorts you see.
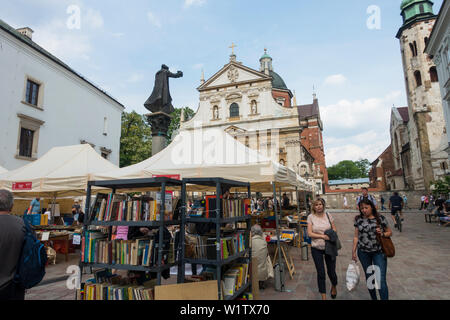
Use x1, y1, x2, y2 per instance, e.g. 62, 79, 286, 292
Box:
391, 207, 402, 215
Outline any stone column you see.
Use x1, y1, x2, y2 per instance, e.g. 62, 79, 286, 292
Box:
146, 112, 172, 156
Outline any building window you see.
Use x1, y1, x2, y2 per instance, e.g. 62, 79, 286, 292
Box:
419, 4, 424, 13
230, 103, 239, 118
430, 67, 438, 82
414, 70, 422, 87
16, 113, 45, 160
424, 37, 429, 47
25, 79, 40, 106
19, 128, 34, 158
103, 117, 108, 136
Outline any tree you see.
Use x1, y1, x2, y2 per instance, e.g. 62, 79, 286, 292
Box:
430, 176, 450, 196
327, 159, 371, 180
119, 111, 152, 168
355, 158, 371, 177
167, 107, 195, 143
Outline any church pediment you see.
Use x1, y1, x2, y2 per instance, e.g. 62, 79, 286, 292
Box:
198, 62, 271, 91
225, 125, 247, 135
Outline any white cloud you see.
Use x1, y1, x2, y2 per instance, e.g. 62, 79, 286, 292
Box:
184, 0, 207, 8
193, 63, 204, 69
324, 74, 347, 86
111, 32, 125, 38
33, 19, 92, 61
84, 8, 104, 29
147, 11, 162, 28
127, 73, 145, 83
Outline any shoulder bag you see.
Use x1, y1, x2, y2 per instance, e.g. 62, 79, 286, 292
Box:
375, 218, 395, 258
326, 213, 342, 250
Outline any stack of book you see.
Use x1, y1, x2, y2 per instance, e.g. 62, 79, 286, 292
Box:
222, 263, 250, 298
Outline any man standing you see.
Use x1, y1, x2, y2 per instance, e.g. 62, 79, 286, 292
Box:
389, 192, 404, 228
420, 195, 426, 210
380, 195, 386, 211
0, 189, 26, 300
28, 197, 41, 214
356, 187, 377, 209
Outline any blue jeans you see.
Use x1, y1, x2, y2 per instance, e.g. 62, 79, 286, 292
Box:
357, 249, 389, 300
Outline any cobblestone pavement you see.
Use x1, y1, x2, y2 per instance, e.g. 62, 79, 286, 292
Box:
25, 210, 450, 300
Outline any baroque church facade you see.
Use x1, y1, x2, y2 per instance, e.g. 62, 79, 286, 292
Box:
391, 0, 450, 191
179, 49, 328, 194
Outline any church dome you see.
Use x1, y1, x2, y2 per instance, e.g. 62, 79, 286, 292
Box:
269, 70, 289, 91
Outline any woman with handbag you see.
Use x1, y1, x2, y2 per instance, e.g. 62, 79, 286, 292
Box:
352, 198, 392, 300
307, 198, 338, 300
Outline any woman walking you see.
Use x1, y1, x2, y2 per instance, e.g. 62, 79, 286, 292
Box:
352, 198, 392, 300
307, 198, 338, 300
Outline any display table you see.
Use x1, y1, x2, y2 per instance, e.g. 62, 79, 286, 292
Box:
33, 226, 79, 262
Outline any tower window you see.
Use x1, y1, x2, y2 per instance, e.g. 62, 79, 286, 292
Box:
414, 41, 418, 56
414, 71, 422, 87
430, 67, 438, 82
419, 4, 424, 14
409, 42, 418, 57
424, 37, 429, 47
230, 103, 239, 118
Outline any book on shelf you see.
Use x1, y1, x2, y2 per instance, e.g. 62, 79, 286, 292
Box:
205, 196, 251, 219
89, 193, 178, 222
223, 263, 249, 298
80, 282, 155, 300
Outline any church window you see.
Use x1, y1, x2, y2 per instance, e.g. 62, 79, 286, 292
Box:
16, 113, 44, 160
419, 4, 424, 13
430, 67, 438, 82
230, 103, 239, 118
414, 71, 422, 87
414, 41, 418, 57
409, 43, 415, 56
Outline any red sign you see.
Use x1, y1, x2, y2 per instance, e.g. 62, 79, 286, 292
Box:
12, 182, 32, 190
152, 174, 181, 180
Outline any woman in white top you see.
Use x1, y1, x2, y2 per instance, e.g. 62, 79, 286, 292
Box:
307, 198, 338, 300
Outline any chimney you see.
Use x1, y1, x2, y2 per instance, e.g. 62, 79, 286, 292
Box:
16, 27, 34, 40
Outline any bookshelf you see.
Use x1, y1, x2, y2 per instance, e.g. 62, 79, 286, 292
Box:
179, 177, 252, 300
78, 177, 183, 299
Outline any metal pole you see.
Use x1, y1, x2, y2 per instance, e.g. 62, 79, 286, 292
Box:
157, 182, 166, 285
216, 181, 222, 300
272, 182, 285, 292
178, 181, 186, 283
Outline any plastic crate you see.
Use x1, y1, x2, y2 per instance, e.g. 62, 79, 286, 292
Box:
24, 214, 41, 226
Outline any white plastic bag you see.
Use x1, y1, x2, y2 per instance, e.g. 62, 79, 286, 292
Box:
266, 255, 274, 279
346, 260, 361, 291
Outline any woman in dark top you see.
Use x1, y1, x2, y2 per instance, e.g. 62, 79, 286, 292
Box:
352, 198, 392, 300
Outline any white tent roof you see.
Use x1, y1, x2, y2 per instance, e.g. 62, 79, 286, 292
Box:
94, 129, 313, 192
0, 165, 7, 175
0, 144, 119, 196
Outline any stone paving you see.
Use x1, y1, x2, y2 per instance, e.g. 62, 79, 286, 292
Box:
25, 209, 450, 300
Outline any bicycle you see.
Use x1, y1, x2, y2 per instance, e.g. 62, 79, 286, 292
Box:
394, 210, 402, 232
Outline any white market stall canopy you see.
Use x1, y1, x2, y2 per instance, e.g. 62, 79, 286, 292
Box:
0, 165, 7, 175
0, 144, 119, 197
94, 129, 314, 192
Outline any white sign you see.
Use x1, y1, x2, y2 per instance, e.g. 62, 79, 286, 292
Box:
41, 232, 50, 241
72, 234, 81, 245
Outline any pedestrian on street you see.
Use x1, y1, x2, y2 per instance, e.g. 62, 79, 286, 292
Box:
380, 195, 385, 211
307, 198, 338, 300
356, 187, 377, 210
389, 192, 404, 228
251, 224, 271, 290
424, 195, 429, 210
352, 198, 392, 300
403, 194, 408, 209
420, 195, 425, 210
0, 189, 26, 300
343, 196, 348, 209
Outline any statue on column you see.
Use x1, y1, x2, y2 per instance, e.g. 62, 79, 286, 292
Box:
144, 64, 183, 114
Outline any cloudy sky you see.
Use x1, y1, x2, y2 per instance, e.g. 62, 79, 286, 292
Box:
3, 0, 444, 166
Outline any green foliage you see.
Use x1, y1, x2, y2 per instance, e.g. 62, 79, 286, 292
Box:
327, 159, 370, 180
167, 107, 195, 143
119, 111, 152, 168
430, 176, 450, 196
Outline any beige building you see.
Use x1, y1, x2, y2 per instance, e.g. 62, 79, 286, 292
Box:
180, 50, 320, 193
396, 0, 449, 190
